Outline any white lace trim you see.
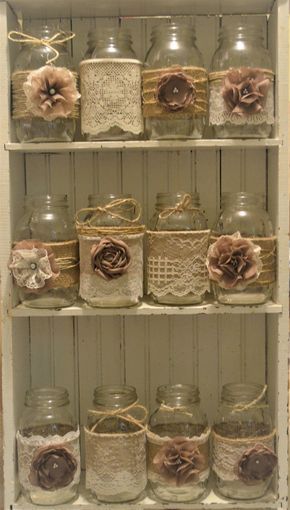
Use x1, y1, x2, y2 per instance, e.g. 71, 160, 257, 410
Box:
80, 58, 143, 136
9, 247, 54, 290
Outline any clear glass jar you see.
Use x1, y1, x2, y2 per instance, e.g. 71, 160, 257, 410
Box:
148, 384, 209, 502
211, 192, 274, 304
144, 23, 206, 139
12, 25, 77, 142
213, 383, 276, 499
18, 387, 80, 505
86, 385, 147, 502
149, 191, 208, 305
210, 24, 274, 138
13, 194, 78, 308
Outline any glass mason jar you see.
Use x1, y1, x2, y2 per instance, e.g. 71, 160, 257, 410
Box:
12, 194, 78, 308
12, 25, 78, 142
81, 27, 143, 140
78, 193, 144, 307
148, 384, 210, 502
148, 191, 208, 305
210, 192, 274, 304
17, 387, 80, 505
213, 383, 277, 500
209, 24, 274, 138
85, 385, 147, 502
144, 23, 207, 139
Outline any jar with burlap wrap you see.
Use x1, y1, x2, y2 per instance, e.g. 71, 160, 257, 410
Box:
213, 383, 277, 500
147, 192, 209, 305
17, 387, 80, 505
209, 24, 274, 138
207, 192, 276, 305
76, 194, 145, 307
80, 27, 143, 140
85, 385, 147, 502
143, 23, 207, 139
10, 194, 79, 308
8, 25, 80, 143
148, 384, 210, 502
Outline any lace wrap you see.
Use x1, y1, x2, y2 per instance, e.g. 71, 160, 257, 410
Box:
212, 429, 276, 482
16, 429, 81, 492
85, 426, 147, 500
147, 230, 210, 298
80, 58, 143, 136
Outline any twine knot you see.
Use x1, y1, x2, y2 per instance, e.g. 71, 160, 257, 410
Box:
8, 30, 76, 64
88, 400, 148, 433
159, 193, 199, 220
75, 198, 142, 229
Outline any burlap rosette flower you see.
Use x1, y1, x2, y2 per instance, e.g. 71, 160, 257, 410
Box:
157, 72, 196, 112
237, 444, 277, 485
206, 232, 262, 290
29, 445, 77, 491
9, 240, 60, 293
23, 65, 80, 121
222, 67, 270, 116
91, 237, 131, 281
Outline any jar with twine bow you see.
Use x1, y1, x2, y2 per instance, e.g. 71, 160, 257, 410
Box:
85, 385, 147, 502
76, 194, 145, 307
8, 25, 80, 142
212, 383, 277, 500
147, 192, 210, 305
207, 192, 276, 305
147, 384, 210, 502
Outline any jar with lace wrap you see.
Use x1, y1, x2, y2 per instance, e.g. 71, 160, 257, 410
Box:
76, 194, 145, 307
9, 25, 80, 143
147, 192, 209, 305
10, 194, 79, 308
17, 387, 80, 505
207, 192, 276, 305
143, 23, 207, 139
213, 383, 277, 500
209, 24, 274, 138
80, 27, 143, 140
85, 385, 147, 502
148, 384, 210, 502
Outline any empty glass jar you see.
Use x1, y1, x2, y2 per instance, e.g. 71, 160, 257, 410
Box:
147, 384, 210, 502
213, 383, 277, 499
17, 387, 80, 505
143, 23, 207, 139
209, 23, 274, 138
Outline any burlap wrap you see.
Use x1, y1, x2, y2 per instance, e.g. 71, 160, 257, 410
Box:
46, 240, 79, 289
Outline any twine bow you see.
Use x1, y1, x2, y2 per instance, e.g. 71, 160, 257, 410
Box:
229, 385, 268, 414
88, 400, 148, 433
8, 30, 76, 64
76, 198, 141, 228
159, 193, 199, 220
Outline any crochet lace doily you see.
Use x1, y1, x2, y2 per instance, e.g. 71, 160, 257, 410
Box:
147, 230, 210, 298
80, 58, 143, 136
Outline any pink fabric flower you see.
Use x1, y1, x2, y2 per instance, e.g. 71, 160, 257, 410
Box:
91, 237, 131, 281
237, 444, 277, 484
222, 67, 270, 116
157, 72, 196, 112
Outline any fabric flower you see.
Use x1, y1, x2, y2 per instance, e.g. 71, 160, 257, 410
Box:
237, 444, 277, 484
91, 237, 131, 281
9, 240, 59, 293
157, 72, 196, 112
222, 67, 270, 116
153, 436, 206, 486
29, 445, 77, 491
206, 232, 262, 291
23, 65, 80, 121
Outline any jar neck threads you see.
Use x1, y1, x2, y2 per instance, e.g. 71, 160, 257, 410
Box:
25, 387, 69, 408
221, 192, 265, 209
151, 22, 196, 44
221, 383, 266, 407
156, 384, 200, 407
93, 385, 137, 409
219, 24, 264, 44
155, 191, 200, 212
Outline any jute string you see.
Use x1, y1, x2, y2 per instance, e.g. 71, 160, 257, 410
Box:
224, 385, 268, 414
87, 401, 148, 433
8, 30, 76, 64
158, 193, 200, 220
208, 68, 275, 83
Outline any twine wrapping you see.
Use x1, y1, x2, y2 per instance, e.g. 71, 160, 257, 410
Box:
87, 401, 147, 433
208, 68, 275, 83
8, 30, 76, 64
142, 66, 208, 119
45, 240, 79, 289
226, 385, 268, 414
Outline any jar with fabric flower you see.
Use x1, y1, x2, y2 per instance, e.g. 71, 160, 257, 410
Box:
85, 385, 147, 502
147, 384, 210, 502
76, 194, 145, 307
17, 387, 80, 505
207, 192, 276, 304
10, 194, 79, 308
143, 23, 207, 139
209, 23, 274, 138
213, 383, 277, 500
9, 25, 80, 142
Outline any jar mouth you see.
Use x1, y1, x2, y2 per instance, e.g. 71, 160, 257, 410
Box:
88, 193, 131, 205
219, 23, 263, 41
151, 22, 196, 41
156, 191, 200, 209
25, 387, 69, 408
221, 382, 266, 406
34, 194, 68, 207
93, 384, 137, 408
22, 24, 68, 44
90, 27, 132, 44
157, 383, 200, 406
221, 191, 265, 208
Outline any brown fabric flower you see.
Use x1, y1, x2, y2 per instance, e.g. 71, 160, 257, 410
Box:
157, 72, 196, 112
153, 436, 207, 486
237, 444, 277, 484
29, 445, 77, 491
23, 65, 80, 121
222, 67, 270, 116
206, 232, 262, 290
91, 237, 131, 281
